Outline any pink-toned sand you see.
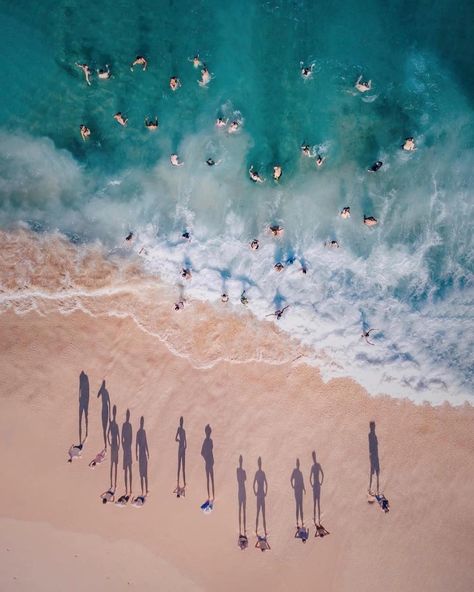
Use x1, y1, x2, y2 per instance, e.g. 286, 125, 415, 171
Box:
1, 309, 473, 592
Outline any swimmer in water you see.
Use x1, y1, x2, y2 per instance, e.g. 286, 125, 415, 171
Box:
301, 65, 313, 79
249, 166, 264, 183
182, 231, 190, 240
206, 158, 218, 167
228, 120, 240, 134
250, 239, 260, 250
362, 328, 377, 346
80, 124, 91, 141
190, 55, 202, 68
266, 305, 290, 320
221, 293, 229, 303
145, 117, 158, 130
355, 75, 371, 92
301, 144, 313, 157
240, 291, 249, 305
340, 207, 351, 219
170, 154, 184, 167
125, 232, 133, 242
75, 62, 92, 86
181, 268, 192, 280
215, 117, 228, 128
364, 215, 378, 227
274, 262, 284, 272
325, 240, 340, 248
368, 161, 383, 172
169, 76, 181, 91
273, 165, 282, 181
402, 137, 416, 151
131, 56, 148, 71
316, 155, 325, 167
97, 64, 111, 79
113, 112, 128, 127
199, 66, 211, 86
269, 225, 284, 237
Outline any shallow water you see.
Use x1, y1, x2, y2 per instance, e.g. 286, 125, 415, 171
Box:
0, 0, 473, 403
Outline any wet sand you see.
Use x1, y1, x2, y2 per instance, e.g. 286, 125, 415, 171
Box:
1, 309, 473, 592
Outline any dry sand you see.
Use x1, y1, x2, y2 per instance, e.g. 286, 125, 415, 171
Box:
1, 309, 473, 592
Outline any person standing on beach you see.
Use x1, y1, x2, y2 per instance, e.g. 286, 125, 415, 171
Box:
310, 450, 324, 526
78, 370, 89, 444
108, 405, 120, 491
368, 421, 380, 495
253, 457, 268, 536
201, 424, 215, 501
97, 380, 111, 450
136, 416, 149, 497
122, 409, 133, 496
237, 455, 247, 536
291, 458, 306, 527
175, 416, 187, 490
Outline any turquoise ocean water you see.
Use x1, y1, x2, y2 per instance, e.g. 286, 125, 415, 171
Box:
0, 0, 473, 403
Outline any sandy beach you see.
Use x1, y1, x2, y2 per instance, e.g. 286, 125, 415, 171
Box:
1, 307, 473, 592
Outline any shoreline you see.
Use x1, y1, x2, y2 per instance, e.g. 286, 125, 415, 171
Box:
1, 309, 473, 591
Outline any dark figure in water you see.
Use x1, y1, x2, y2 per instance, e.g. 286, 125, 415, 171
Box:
201, 424, 215, 501
97, 380, 111, 450
237, 455, 247, 536
108, 405, 120, 491
368, 421, 380, 495
368, 161, 383, 172
175, 416, 187, 489
78, 370, 89, 444
122, 409, 133, 496
136, 416, 150, 496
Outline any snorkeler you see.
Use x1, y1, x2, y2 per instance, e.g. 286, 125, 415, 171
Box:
269, 225, 284, 237
144, 117, 159, 130
199, 66, 211, 86
250, 239, 260, 250
131, 56, 148, 71
80, 124, 91, 141
75, 62, 92, 86
170, 154, 184, 167
113, 112, 128, 127
97, 64, 111, 79
249, 166, 264, 183
368, 161, 383, 172
169, 76, 181, 91
355, 75, 371, 92
402, 137, 416, 151
216, 117, 228, 128
364, 215, 378, 226
340, 207, 351, 219
273, 165, 282, 181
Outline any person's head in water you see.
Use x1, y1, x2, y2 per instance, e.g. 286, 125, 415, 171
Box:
205, 424, 212, 438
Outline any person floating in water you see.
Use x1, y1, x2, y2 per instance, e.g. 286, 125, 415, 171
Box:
113, 112, 128, 127
340, 207, 351, 219
316, 155, 325, 167
362, 328, 378, 346
269, 225, 284, 237
97, 64, 111, 79
402, 137, 416, 151
215, 117, 228, 128
190, 55, 202, 68
301, 144, 313, 157
80, 125, 91, 141
125, 232, 134, 242
301, 64, 314, 79
131, 55, 148, 71
355, 75, 371, 92
145, 117, 158, 131
169, 76, 181, 91
240, 291, 249, 305
250, 239, 260, 250
364, 215, 378, 227
75, 62, 92, 86
199, 66, 211, 86
266, 305, 290, 320
228, 120, 240, 134
273, 165, 282, 181
368, 161, 383, 172
249, 166, 264, 183
170, 154, 184, 167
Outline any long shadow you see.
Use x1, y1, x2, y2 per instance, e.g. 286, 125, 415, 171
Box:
253, 457, 268, 536
368, 421, 380, 495
136, 416, 150, 496
175, 416, 187, 489
310, 451, 325, 526
122, 409, 133, 495
97, 380, 111, 450
200, 424, 215, 501
108, 405, 120, 491
237, 455, 247, 536
291, 458, 306, 527
78, 370, 89, 444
